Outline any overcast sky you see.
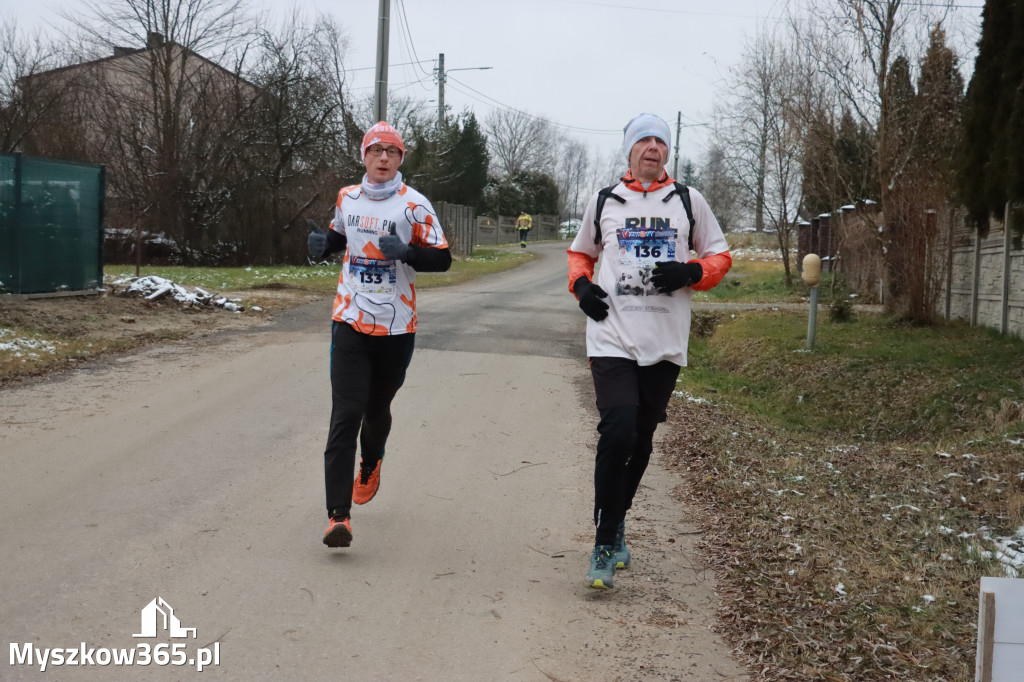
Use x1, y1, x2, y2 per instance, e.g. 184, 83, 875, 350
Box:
294, 0, 792, 162
9, 0, 985, 166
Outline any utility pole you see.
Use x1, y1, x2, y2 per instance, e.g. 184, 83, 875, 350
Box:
435, 58, 492, 129
673, 111, 681, 179
437, 53, 445, 129
373, 0, 390, 122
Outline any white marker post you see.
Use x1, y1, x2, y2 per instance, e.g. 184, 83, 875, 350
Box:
976, 577, 1024, 681
802, 253, 821, 350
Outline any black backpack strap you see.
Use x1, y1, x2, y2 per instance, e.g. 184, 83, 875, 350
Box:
663, 182, 696, 253
593, 185, 626, 245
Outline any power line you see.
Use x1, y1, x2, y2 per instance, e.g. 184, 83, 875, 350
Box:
444, 74, 620, 135
550, 0, 780, 18
386, 0, 430, 92
446, 73, 709, 136
346, 59, 433, 73
351, 79, 434, 93
395, 0, 434, 79
553, 0, 983, 15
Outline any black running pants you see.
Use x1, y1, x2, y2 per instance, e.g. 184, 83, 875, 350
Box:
324, 321, 415, 519
589, 357, 681, 546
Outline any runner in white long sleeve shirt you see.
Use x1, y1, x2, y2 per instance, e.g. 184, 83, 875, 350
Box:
567, 113, 732, 589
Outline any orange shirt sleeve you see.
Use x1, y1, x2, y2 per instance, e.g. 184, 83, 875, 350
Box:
567, 249, 598, 298
689, 251, 732, 291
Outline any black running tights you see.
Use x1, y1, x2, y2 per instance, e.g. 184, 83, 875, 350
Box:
590, 357, 681, 546
324, 321, 415, 519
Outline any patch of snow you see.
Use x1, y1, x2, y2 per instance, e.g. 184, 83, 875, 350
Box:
673, 390, 713, 405
121, 276, 246, 312
0, 328, 59, 355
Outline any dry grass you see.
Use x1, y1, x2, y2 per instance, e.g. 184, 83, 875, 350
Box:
665, 309, 1024, 680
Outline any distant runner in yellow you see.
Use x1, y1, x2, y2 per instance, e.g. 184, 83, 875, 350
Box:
516, 211, 532, 248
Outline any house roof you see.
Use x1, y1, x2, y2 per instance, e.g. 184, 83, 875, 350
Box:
25, 34, 256, 89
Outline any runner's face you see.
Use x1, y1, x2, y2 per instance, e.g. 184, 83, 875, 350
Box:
364, 145, 401, 184
629, 136, 668, 182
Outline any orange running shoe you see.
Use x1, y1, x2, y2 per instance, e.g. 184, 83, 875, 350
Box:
323, 516, 352, 547
352, 459, 382, 505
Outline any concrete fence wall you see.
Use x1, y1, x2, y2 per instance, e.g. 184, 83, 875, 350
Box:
475, 214, 560, 246
797, 199, 1024, 338
944, 209, 1024, 337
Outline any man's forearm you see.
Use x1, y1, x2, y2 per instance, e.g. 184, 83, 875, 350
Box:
407, 245, 452, 272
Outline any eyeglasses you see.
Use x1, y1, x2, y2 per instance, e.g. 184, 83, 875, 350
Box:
366, 145, 402, 158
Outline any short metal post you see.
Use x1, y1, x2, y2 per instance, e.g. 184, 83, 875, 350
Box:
807, 286, 818, 349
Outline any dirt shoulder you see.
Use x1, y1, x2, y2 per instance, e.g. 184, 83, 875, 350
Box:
0, 284, 328, 386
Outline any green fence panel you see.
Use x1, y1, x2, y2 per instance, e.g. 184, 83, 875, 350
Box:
0, 154, 104, 295
0, 156, 15, 292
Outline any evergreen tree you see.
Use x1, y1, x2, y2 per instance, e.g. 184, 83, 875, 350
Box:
680, 160, 698, 186
401, 111, 490, 209
884, 55, 917, 178
1003, 2, 1024, 204
800, 109, 839, 216
481, 170, 559, 215
835, 109, 878, 205
445, 112, 488, 208
916, 25, 964, 201
958, 0, 1016, 229
799, 107, 877, 218
700, 144, 742, 231
880, 55, 919, 313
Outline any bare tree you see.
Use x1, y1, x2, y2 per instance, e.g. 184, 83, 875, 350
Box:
588, 147, 624, 191
484, 108, 555, 176
307, 14, 360, 159
699, 144, 743, 232
242, 13, 356, 242
714, 28, 808, 285
802, 0, 958, 316
0, 20, 78, 155
554, 138, 590, 220
55, 0, 257, 262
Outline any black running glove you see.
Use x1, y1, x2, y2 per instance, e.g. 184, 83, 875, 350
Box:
307, 220, 328, 260
378, 224, 414, 262
573, 276, 609, 321
307, 219, 347, 261
651, 261, 702, 293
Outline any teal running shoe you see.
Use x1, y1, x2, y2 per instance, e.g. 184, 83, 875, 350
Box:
587, 545, 615, 589
612, 521, 631, 569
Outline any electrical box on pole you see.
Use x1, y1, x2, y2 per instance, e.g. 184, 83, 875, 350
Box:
373, 0, 390, 123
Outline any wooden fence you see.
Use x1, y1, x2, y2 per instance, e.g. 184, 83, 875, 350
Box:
434, 202, 476, 257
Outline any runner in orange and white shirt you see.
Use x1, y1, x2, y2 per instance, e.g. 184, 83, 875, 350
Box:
307, 121, 451, 548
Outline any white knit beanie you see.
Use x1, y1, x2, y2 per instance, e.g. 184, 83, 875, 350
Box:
622, 113, 671, 160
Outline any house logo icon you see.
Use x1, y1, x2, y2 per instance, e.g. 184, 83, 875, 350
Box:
133, 597, 197, 639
